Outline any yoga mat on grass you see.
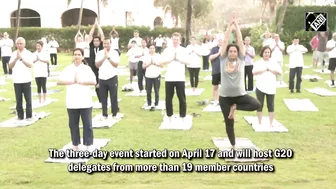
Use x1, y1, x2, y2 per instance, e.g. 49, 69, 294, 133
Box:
44, 138, 111, 163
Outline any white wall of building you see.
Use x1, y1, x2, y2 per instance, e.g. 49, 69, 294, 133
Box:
0, 0, 172, 29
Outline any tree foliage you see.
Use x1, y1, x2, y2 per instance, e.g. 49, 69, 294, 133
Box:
155, 0, 212, 20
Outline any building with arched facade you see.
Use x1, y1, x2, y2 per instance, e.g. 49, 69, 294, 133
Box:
0, 0, 178, 29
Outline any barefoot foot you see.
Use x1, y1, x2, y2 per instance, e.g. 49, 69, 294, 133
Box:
228, 104, 236, 119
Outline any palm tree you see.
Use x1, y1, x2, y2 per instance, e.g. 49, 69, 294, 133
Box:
276, 0, 288, 34
77, 0, 84, 31
261, 0, 279, 23
185, 0, 192, 46
97, 0, 108, 24
15, 0, 21, 40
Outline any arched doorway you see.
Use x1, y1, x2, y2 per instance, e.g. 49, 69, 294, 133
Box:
154, 17, 163, 27
61, 8, 97, 27
10, 9, 41, 27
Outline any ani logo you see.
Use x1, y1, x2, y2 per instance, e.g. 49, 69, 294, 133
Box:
305, 12, 328, 32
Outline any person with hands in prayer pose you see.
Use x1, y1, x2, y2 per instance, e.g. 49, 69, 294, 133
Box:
186, 37, 202, 92
218, 13, 261, 149
143, 44, 162, 111
270, 34, 285, 84
286, 37, 308, 93
33, 40, 50, 104
57, 48, 96, 151
95, 38, 120, 121
9, 37, 34, 121
253, 46, 282, 127
160, 32, 190, 123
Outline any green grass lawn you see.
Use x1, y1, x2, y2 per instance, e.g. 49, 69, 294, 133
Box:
0, 53, 335, 189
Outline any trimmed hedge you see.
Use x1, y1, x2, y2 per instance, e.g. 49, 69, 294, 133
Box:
0, 26, 184, 52
275, 5, 336, 34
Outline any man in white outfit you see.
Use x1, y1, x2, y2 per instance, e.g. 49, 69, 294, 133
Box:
0, 32, 14, 75
270, 34, 285, 84
48, 37, 59, 66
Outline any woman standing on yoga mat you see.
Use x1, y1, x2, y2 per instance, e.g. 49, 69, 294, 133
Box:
186, 37, 202, 92
143, 44, 162, 111
219, 13, 260, 149
57, 48, 96, 151
33, 40, 49, 104
252, 46, 282, 127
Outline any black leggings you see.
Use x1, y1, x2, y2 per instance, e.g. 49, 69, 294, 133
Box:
255, 88, 275, 112
35, 77, 47, 94
188, 68, 200, 88
219, 95, 260, 146
202, 55, 209, 70
137, 61, 146, 91
50, 53, 57, 65
67, 108, 93, 146
146, 75, 161, 106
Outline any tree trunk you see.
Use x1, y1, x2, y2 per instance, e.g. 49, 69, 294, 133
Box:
15, 0, 22, 40
97, 0, 100, 24
77, 0, 84, 32
185, 0, 192, 47
276, 0, 288, 34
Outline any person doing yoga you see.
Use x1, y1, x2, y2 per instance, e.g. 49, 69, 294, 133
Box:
218, 13, 260, 149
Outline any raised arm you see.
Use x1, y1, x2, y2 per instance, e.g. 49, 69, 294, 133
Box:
111, 27, 119, 38
220, 25, 233, 57
233, 20, 245, 56
74, 31, 83, 44
97, 23, 105, 41
88, 22, 96, 43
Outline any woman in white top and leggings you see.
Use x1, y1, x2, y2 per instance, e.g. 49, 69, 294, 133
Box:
252, 46, 282, 127
186, 37, 202, 92
143, 44, 162, 111
57, 48, 97, 150
33, 41, 49, 103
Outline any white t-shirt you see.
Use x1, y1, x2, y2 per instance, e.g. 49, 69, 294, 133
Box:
95, 49, 120, 80
144, 53, 161, 78
42, 42, 50, 56
201, 42, 211, 56
139, 47, 149, 62
262, 38, 273, 47
186, 44, 202, 68
9, 49, 34, 83
128, 37, 142, 47
286, 44, 308, 68
48, 40, 59, 54
326, 40, 336, 58
111, 38, 119, 50
270, 40, 285, 62
33, 51, 49, 78
126, 47, 141, 63
155, 38, 164, 47
76, 42, 90, 58
0, 38, 14, 57
58, 63, 95, 109
253, 59, 282, 95
162, 46, 188, 82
